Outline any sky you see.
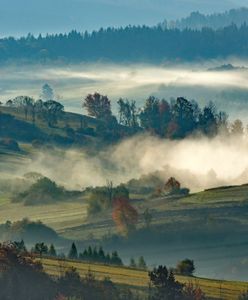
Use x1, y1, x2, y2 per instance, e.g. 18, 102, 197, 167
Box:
1, 0, 248, 37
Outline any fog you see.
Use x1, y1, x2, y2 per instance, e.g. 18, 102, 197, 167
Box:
3, 60, 248, 282
2, 60, 248, 121
2, 133, 247, 192
3, 60, 248, 190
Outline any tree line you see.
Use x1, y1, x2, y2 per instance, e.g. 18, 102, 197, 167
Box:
28, 241, 124, 266
1, 23, 248, 62
0, 242, 207, 300
2, 89, 247, 140
83, 92, 238, 139
0, 242, 140, 300
160, 7, 248, 30
4, 96, 64, 127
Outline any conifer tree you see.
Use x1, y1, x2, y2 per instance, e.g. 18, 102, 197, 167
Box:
68, 242, 78, 260
130, 258, 137, 268
106, 253, 111, 264
138, 256, 147, 270
87, 246, 93, 259
48, 244, 57, 257
111, 251, 123, 266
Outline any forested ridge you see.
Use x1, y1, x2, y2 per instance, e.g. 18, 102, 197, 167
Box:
160, 7, 248, 30
1, 23, 248, 62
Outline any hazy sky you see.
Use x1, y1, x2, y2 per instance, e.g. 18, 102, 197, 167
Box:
1, 0, 248, 37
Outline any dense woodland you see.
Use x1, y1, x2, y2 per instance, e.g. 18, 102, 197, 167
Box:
1, 23, 248, 62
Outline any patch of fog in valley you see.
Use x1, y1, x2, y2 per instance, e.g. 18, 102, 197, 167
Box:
2, 134, 248, 193
2, 59, 248, 121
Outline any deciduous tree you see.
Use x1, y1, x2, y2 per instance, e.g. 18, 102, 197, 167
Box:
112, 197, 138, 235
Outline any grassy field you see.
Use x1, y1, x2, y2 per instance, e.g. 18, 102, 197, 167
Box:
0, 195, 87, 233
39, 257, 248, 300
1, 172, 248, 240
1, 106, 100, 133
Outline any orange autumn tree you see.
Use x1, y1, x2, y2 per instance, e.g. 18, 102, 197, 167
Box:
112, 197, 138, 236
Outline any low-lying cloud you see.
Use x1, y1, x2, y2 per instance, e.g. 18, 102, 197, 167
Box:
2, 61, 248, 119
5, 133, 248, 192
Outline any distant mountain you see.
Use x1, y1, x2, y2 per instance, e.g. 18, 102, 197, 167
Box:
1, 0, 248, 37
160, 7, 248, 30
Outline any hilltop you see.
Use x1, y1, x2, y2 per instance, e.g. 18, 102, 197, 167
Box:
160, 7, 248, 30
0, 105, 102, 147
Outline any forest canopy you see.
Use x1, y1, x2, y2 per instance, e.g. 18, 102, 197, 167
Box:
1, 23, 248, 62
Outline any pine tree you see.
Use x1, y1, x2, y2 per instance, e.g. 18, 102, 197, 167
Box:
105, 253, 111, 264
83, 249, 88, 259
93, 246, 98, 260
87, 246, 93, 260
138, 256, 147, 270
98, 246, 105, 262
130, 258, 137, 268
68, 242, 78, 260
111, 251, 123, 266
34, 242, 48, 257
79, 249, 88, 260
48, 244, 57, 257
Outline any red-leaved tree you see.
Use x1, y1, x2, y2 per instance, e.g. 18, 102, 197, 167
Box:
112, 197, 138, 236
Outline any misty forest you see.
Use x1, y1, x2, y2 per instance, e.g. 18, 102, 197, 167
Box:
2, 3, 248, 300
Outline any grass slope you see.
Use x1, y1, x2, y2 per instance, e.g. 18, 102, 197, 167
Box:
39, 257, 248, 300
0, 195, 87, 233
1, 183, 248, 240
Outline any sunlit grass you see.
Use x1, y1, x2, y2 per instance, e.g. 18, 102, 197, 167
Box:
0, 196, 88, 232
39, 258, 248, 300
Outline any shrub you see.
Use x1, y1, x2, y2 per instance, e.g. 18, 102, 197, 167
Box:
14, 177, 66, 205
176, 259, 195, 276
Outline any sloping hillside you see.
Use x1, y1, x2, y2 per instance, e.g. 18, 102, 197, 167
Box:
39, 257, 248, 300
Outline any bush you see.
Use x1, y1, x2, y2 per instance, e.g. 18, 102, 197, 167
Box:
176, 259, 195, 276
0, 218, 58, 244
86, 184, 130, 215
14, 177, 67, 205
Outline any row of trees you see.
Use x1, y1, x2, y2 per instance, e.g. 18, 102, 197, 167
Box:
69, 243, 123, 266
4, 96, 64, 127
0, 242, 207, 300
160, 8, 248, 30
17, 240, 195, 276
1, 23, 248, 61
0, 243, 139, 300
30, 241, 124, 266
130, 256, 147, 270
15, 239, 195, 275
83, 93, 241, 139
3, 90, 246, 140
